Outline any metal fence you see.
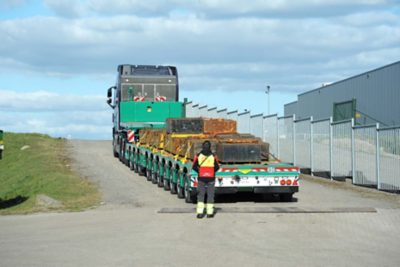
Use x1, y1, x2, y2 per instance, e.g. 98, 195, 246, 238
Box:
185, 101, 400, 193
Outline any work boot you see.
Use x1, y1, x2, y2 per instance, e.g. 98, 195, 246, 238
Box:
206, 203, 214, 218
196, 202, 205, 219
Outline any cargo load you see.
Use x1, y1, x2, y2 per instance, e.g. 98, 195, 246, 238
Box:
216, 143, 261, 163
166, 118, 237, 135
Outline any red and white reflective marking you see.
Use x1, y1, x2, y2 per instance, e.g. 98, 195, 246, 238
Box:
219, 167, 298, 173
155, 96, 167, 102
251, 168, 268, 172
275, 167, 299, 172
127, 130, 135, 143
134, 96, 145, 102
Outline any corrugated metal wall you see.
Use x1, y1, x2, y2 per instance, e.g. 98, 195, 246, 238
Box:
285, 62, 400, 126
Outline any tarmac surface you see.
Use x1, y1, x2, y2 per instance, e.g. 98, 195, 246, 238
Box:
0, 140, 399, 267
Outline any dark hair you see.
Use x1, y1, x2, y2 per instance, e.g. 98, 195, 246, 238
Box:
202, 140, 211, 150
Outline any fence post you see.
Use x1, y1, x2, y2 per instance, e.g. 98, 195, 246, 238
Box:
277, 117, 280, 159
351, 118, 355, 184
329, 117, 333, 181
293, 114, 296, 165
376, 123, 380, 190
310, 116, 314, 176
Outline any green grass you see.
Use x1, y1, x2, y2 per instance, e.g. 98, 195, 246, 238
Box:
0, 132, 100, 215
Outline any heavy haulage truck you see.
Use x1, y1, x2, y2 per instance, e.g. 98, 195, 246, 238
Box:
106, 64, 299, 203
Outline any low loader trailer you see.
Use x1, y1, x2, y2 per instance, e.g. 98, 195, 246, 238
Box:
107, 64, 299, 203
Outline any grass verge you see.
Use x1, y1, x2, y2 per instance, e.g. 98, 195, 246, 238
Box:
0, 132, 100, 215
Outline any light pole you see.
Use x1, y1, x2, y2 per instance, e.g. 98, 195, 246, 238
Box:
265, 85, 270, 115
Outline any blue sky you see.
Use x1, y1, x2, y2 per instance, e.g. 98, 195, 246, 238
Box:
0, 0, 399, 139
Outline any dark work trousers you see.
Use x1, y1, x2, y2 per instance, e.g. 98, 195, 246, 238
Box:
197, 179, 215, 204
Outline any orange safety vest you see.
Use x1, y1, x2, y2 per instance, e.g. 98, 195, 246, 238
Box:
198, 153, 216, 178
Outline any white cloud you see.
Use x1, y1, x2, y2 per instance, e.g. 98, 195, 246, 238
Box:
1, 1, 399, 139
0, 90, 107, 112
43, 0, 396, 18
0, 90, 111, 139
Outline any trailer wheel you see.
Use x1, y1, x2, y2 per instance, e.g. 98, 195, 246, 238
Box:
169, 169, 177, 194
151, 169, 158, 184
146, 167, 152, 181
157, 165, 164, 187
129, 158, 134, 171
163, 176, 170, 191
184, 175, 196, 204
280, 193, 293, 202
177, 173, 184, 199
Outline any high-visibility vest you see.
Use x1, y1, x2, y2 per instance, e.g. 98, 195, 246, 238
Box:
198, 153, 216, 178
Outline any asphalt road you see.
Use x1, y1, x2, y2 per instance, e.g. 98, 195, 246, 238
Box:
1, 140, 399, 267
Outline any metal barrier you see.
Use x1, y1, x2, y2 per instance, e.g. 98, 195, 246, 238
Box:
184, 101, 400, 193
353, 124, 377, 186
263, 114, 278, 157
237, 111, 251, 133
378, 127, 400, 192
311, 118, 331, 175
278, 115, 294, 164
331, 120, 353, 178
216, 109, 228, 119
294, 118, 311, 168
250, 114, 263, 138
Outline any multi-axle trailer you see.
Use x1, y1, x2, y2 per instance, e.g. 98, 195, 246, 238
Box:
106, 64, 299, 203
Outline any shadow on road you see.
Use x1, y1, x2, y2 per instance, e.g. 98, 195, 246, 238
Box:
215, 192, 298, 203
0, 196, 28, 210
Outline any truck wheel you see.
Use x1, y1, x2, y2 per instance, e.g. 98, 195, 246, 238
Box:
169, 170, 177, 195
280, 193, 293, 202
113, 150, 119, 158
184, 176, 196, 204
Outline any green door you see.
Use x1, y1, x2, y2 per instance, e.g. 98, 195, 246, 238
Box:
333, 99, 356, 122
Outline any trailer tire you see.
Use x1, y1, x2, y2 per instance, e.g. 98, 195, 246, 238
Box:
184, 175, 196, 204
177, 174, 184, 199
129, 159, 134, 171
151, 170, 158, 184
157, 168, 164, 187
146, 168, 152, 181
163, 176, 170, 191
280, 193, 293, 202
169, 169, 177, 194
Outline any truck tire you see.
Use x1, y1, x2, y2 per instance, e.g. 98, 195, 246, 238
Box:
280, 193, 293, 202
169, 169, 177, 195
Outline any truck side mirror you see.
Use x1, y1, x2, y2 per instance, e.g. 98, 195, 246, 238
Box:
107, 88, 112, 98
107, 98, 115, 108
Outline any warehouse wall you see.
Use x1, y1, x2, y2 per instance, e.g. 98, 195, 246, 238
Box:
285, 61, 400, 126
284, 101, 297, 117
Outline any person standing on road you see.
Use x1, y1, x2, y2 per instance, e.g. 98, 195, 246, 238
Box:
192, 141, 220, 219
